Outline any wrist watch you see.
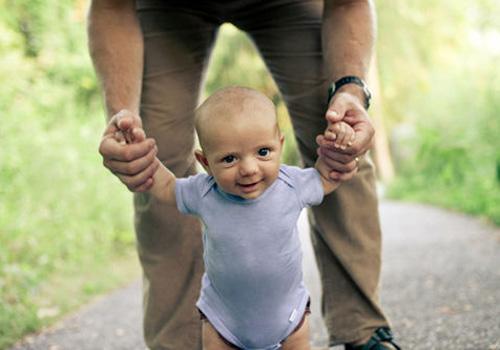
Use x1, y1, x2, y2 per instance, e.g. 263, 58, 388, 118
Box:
328, 76, 372, 110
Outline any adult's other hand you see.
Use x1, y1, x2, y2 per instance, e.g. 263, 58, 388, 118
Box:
317, 91, 375, 182
99, 109, 158, 192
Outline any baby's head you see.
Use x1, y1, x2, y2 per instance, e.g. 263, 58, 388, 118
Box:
194, 86, 284, 199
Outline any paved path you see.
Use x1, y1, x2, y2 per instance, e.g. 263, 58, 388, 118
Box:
10, 201, 500, 350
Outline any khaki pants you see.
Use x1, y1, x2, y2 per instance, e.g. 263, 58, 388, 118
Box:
134, 1, 389, 348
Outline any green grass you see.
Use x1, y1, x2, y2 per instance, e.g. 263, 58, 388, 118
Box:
0, 7, 143, 347
1, 253, 140, 349
1, 6, 499, 349
0, 103, 141, 348
0, 251, 140, 349
385, 61, 500, 226
387, 123, 500, 226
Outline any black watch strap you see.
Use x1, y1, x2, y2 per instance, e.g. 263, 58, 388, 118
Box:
328, 76, 372, 110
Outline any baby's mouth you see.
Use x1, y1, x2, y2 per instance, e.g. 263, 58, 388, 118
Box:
237, 180, 261, 192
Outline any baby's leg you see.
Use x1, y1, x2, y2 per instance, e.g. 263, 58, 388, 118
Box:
202, 320, 238, 350
281, 316, 311, 350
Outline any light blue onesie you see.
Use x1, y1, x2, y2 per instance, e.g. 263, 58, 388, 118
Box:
175, 165, 324, 350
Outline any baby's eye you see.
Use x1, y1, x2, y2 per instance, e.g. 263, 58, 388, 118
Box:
222, 155, 236, 164
258, 148, 270, 157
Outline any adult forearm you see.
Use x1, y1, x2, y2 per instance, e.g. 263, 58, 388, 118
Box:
87, 0, 143, 120
322, 0, 376, 87
319, 0, 376, 179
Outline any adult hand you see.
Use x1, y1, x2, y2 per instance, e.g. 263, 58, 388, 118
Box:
316, 91, 375, 181
99, 109, 159, 192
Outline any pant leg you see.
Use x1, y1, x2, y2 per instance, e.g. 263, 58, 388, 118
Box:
135, 8, 219, 350
234, 0, 390, 345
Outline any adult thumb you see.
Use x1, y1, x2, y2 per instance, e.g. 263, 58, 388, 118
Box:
325, 98, 347, 123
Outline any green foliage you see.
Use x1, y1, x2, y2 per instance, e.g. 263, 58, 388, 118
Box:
379, 0, 500, 224
1, 0, 499, 347
0, 1, 136, 347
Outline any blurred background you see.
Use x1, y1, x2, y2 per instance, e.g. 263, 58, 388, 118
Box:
0, 0, 499, 348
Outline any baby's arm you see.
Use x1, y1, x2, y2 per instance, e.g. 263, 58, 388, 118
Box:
115, 128, 177, 205
149, 159, 177, 205
315, 121, 355, 195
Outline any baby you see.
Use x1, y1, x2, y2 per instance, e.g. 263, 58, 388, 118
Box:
115, 86, 354, 350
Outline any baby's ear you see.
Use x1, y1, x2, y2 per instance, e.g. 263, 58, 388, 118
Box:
194, 150, 211, 174
279, 134, 285, 147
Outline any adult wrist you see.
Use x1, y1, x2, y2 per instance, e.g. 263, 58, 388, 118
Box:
107, 105, 140, 120
328, 76, 372, 110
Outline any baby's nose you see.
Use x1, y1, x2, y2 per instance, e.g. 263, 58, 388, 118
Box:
239, 158, 258, 176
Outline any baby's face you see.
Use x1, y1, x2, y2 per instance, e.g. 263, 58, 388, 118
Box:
199, 111, 284, 200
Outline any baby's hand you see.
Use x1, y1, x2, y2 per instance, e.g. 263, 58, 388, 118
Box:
322, 121, 355, 150
113, 127, 146, 145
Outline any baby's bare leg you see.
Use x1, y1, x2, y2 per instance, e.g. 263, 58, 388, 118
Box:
202, 320, 238, 350
282, 316, 311, 350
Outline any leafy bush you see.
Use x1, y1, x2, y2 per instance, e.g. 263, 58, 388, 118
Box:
0, 1, 137, 347
386, 59, 500, 224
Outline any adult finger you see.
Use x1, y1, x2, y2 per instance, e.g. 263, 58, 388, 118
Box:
317, 145, 354, 164
325, 92, 357, 124
121, 158, 160, 191
134, 177, 154, 193
104, 144, 158, 176
329, 167, 358, 182
99, 136, 156, 162
325, 103, 346, 124
317, 135, 357, 164
317, 149, 358, 173
343, 115, 374, 156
